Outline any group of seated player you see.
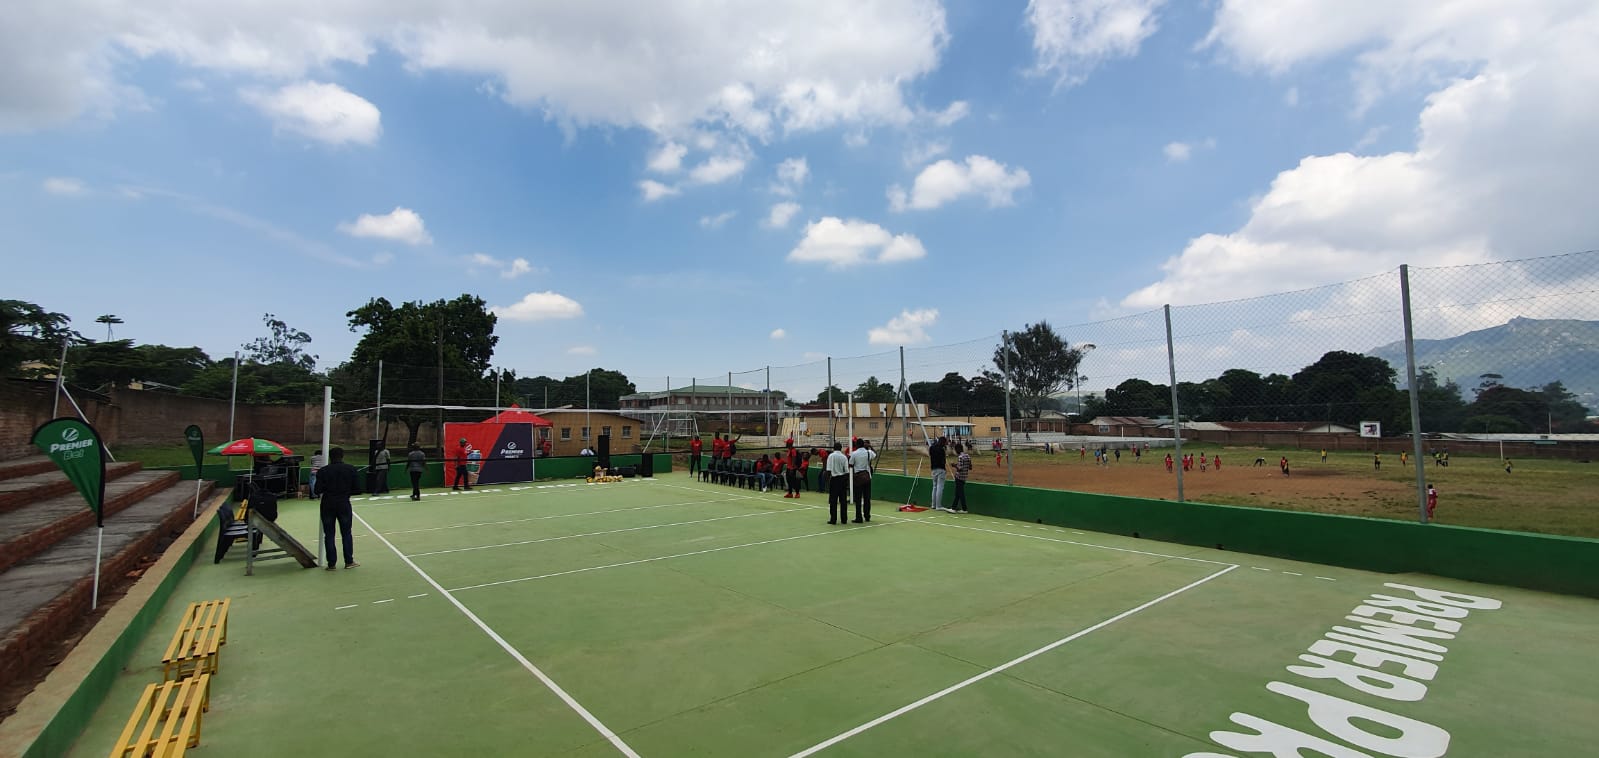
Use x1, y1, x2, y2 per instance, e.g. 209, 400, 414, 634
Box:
699, 440, 813, 497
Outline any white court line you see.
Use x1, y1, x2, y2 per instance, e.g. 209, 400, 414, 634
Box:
1282, 571, 1303, 576
373, 598, 394, 604
1316, 576, 1337, 582
408, 593, 428, 599
449, 522, 895, 593
352, 510, 642, 758
334, 604, 357, 611
1252, 567, 1271, 571
384, 496, 751, 535
788, 564, 1239, 757
407, 507, 809, 558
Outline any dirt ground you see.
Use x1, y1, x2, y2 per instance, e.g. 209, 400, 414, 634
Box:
964, 453, 1387, 506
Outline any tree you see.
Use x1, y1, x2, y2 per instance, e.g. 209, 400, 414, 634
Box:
1213, 369, 1267, 420
809, 385, 846, 406
967, 371, 1009, 416
1291, 351, 1399, 425
342, 295, 500, 447
67, 340, 146, 390
1463, 385, 1544, 432
851, 376, 896, 403
1, 300, 74, 377
994, 322, 1086, 419
132, 344, 213, 387
565, 368, 636, 409
244, 313, 317, 371
1102, 378, 1169, 418
1412, 367, 1468, 432
1540, 381, 1590, 432
95, 314, 123, 342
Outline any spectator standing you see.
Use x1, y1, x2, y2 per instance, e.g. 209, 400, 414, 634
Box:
952, 443, 972, 513
370, 441, 391, 494
406, 444, 426, 501
689, 436, 704, 477
309, 449, 325, 496
826, 443, 850, 524
928, 436, 948, 511
1426, 483, 1438, 518
850, 440, 878, 523
313, 447, 360, 570
450, 438, 473, 491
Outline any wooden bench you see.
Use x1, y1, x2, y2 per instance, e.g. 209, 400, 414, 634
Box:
109, 674, 212, 758
161, 599, 230, 682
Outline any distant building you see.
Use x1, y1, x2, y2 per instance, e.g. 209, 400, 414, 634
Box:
619, 385, 787, 413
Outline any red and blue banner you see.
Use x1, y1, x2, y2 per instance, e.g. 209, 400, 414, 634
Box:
443, 421, 535, 484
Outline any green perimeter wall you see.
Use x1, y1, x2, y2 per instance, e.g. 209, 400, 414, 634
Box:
22, 511, 220, 757
865, 473, 1599, 599
153, 454, 673, 492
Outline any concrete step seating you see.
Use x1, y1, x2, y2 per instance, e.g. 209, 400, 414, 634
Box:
0, 459, 146, 514
0, 452, 216, 702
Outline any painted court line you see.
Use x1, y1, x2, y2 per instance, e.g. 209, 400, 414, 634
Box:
449, 522, 895, 593
408, 593, 428, 598
352, 510, 642, 758
383, 496, 751, 535
334, 604, 357, 611
904, 518, 1235, 567
788, 564, 1240, 757
373, 599, 394, 604
406, 507, 809, 558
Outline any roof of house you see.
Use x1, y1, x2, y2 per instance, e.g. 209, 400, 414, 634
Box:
622, 385, 779, 399
1212, 421, 1356, 433
1088, 416, 1160, 427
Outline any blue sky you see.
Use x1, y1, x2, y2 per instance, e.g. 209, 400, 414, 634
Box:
4, 1, 1595, 392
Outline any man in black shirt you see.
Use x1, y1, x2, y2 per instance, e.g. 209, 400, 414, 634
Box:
313, 447, 361, 570
928, 436, 948, 511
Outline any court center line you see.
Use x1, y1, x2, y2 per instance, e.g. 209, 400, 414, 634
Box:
383, 496, 752, 535
449, 522, 896, 593
787, 564, 1239, 758
351, 509, 642, 758
407, 507, 810, 558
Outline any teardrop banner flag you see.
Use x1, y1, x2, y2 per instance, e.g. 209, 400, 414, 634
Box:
32, 417, 107, 527
185, 424, 205, 517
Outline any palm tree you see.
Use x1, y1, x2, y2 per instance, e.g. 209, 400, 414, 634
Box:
95, 314, 123, 341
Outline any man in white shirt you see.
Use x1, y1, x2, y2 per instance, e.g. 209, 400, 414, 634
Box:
580, 446, 595, 456
848, 440, 878, 522
825, 442, 850, 525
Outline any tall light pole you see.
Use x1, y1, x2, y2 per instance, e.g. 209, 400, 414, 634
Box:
1077, 343, 1096, 421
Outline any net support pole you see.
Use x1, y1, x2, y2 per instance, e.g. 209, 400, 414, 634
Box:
1001, 331, 1015, 486
1164, 305, 1185, 503
375, 359, 383, 441
664, 376, 671, 455
847, 393, 855, 506
53, 337, 69, 417
765, 366, 771, 448
1399, 265, 1429, 523
228, 351, 239, 442
319, 385, 332, 565
727, 372, 733, 436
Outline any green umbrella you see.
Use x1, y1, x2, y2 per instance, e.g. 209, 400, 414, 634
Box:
209, 438, 295, 456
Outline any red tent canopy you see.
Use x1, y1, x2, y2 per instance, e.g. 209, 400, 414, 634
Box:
483, 404, 553, 426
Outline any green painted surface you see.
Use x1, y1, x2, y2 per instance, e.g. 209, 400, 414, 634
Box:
869, 472, 1599, 598
65, 473, 1599, 756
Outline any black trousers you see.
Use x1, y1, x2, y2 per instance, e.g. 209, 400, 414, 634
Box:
818, 471, 829, 493
828, 477, 849, 523
453, 464, 471, 489
853, 474, 872, 521
952, 479, 967, 510
689, 454, 702, 475
372, 468, 390, 493
786, 469, 800, 495
321, 503, 354, 566
410, 471, 422, 499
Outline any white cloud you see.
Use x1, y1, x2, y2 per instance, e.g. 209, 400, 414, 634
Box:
771, 157, 809, 196
928, 100, 969, 127
1354, 126, 1387, 151
1026, 0, 1165, 88
492, 291, 585, 322
6, 3, 947, 139
241, 81, 381, 146
647, 141, 688, 173
902, 138, 950, 168
687, 155, 746, 185
1163, 138, 1214, 162
338, 206, 431, 245
370, 251, 395, 266
763, 201, 802, 229
1125, 2, 1599, 308
889, 155, 1031, 211
787, 217, 926, 268
1284, 86, 1299, 107
769, 328, 787, 340
566, 345, 597, 356
469, 252, 536, 279
868, 308, 938, 345
42, 177, 86, 195
699, 210, 736, 229
638, 179, 681, 202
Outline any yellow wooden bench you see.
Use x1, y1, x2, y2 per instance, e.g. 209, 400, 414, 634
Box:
161, 599, 230, 682
109, 674, 211, 758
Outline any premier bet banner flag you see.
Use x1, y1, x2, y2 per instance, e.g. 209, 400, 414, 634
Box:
185, 424, 206, 517
32, 417, 108, 527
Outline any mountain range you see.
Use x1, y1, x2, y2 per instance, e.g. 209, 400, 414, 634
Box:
1367, 317, 1599, 409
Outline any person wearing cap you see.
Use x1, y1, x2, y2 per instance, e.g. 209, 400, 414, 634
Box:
451, 437, 474, 491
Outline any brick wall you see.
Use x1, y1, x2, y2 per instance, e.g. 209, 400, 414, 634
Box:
0, 380, 120, 460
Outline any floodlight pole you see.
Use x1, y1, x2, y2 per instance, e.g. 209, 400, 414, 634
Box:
1164, 305, 1185, 503
1002, 331, 1014, 486
375, 360, 383, 440
228, 351, 239, 442
1400, 265, 1428, 523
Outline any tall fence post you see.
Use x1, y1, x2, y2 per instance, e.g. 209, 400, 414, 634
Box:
228, 351, 240, 442
1002, 330, 1015, 486
1400, 264, 1429, 523
52, 337, 69, 417
900, 346, 908, 474
726, 371, 733, 435
1165, 305, 1185, 503
375, 359, 383, 441
827, 357, 835, 442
